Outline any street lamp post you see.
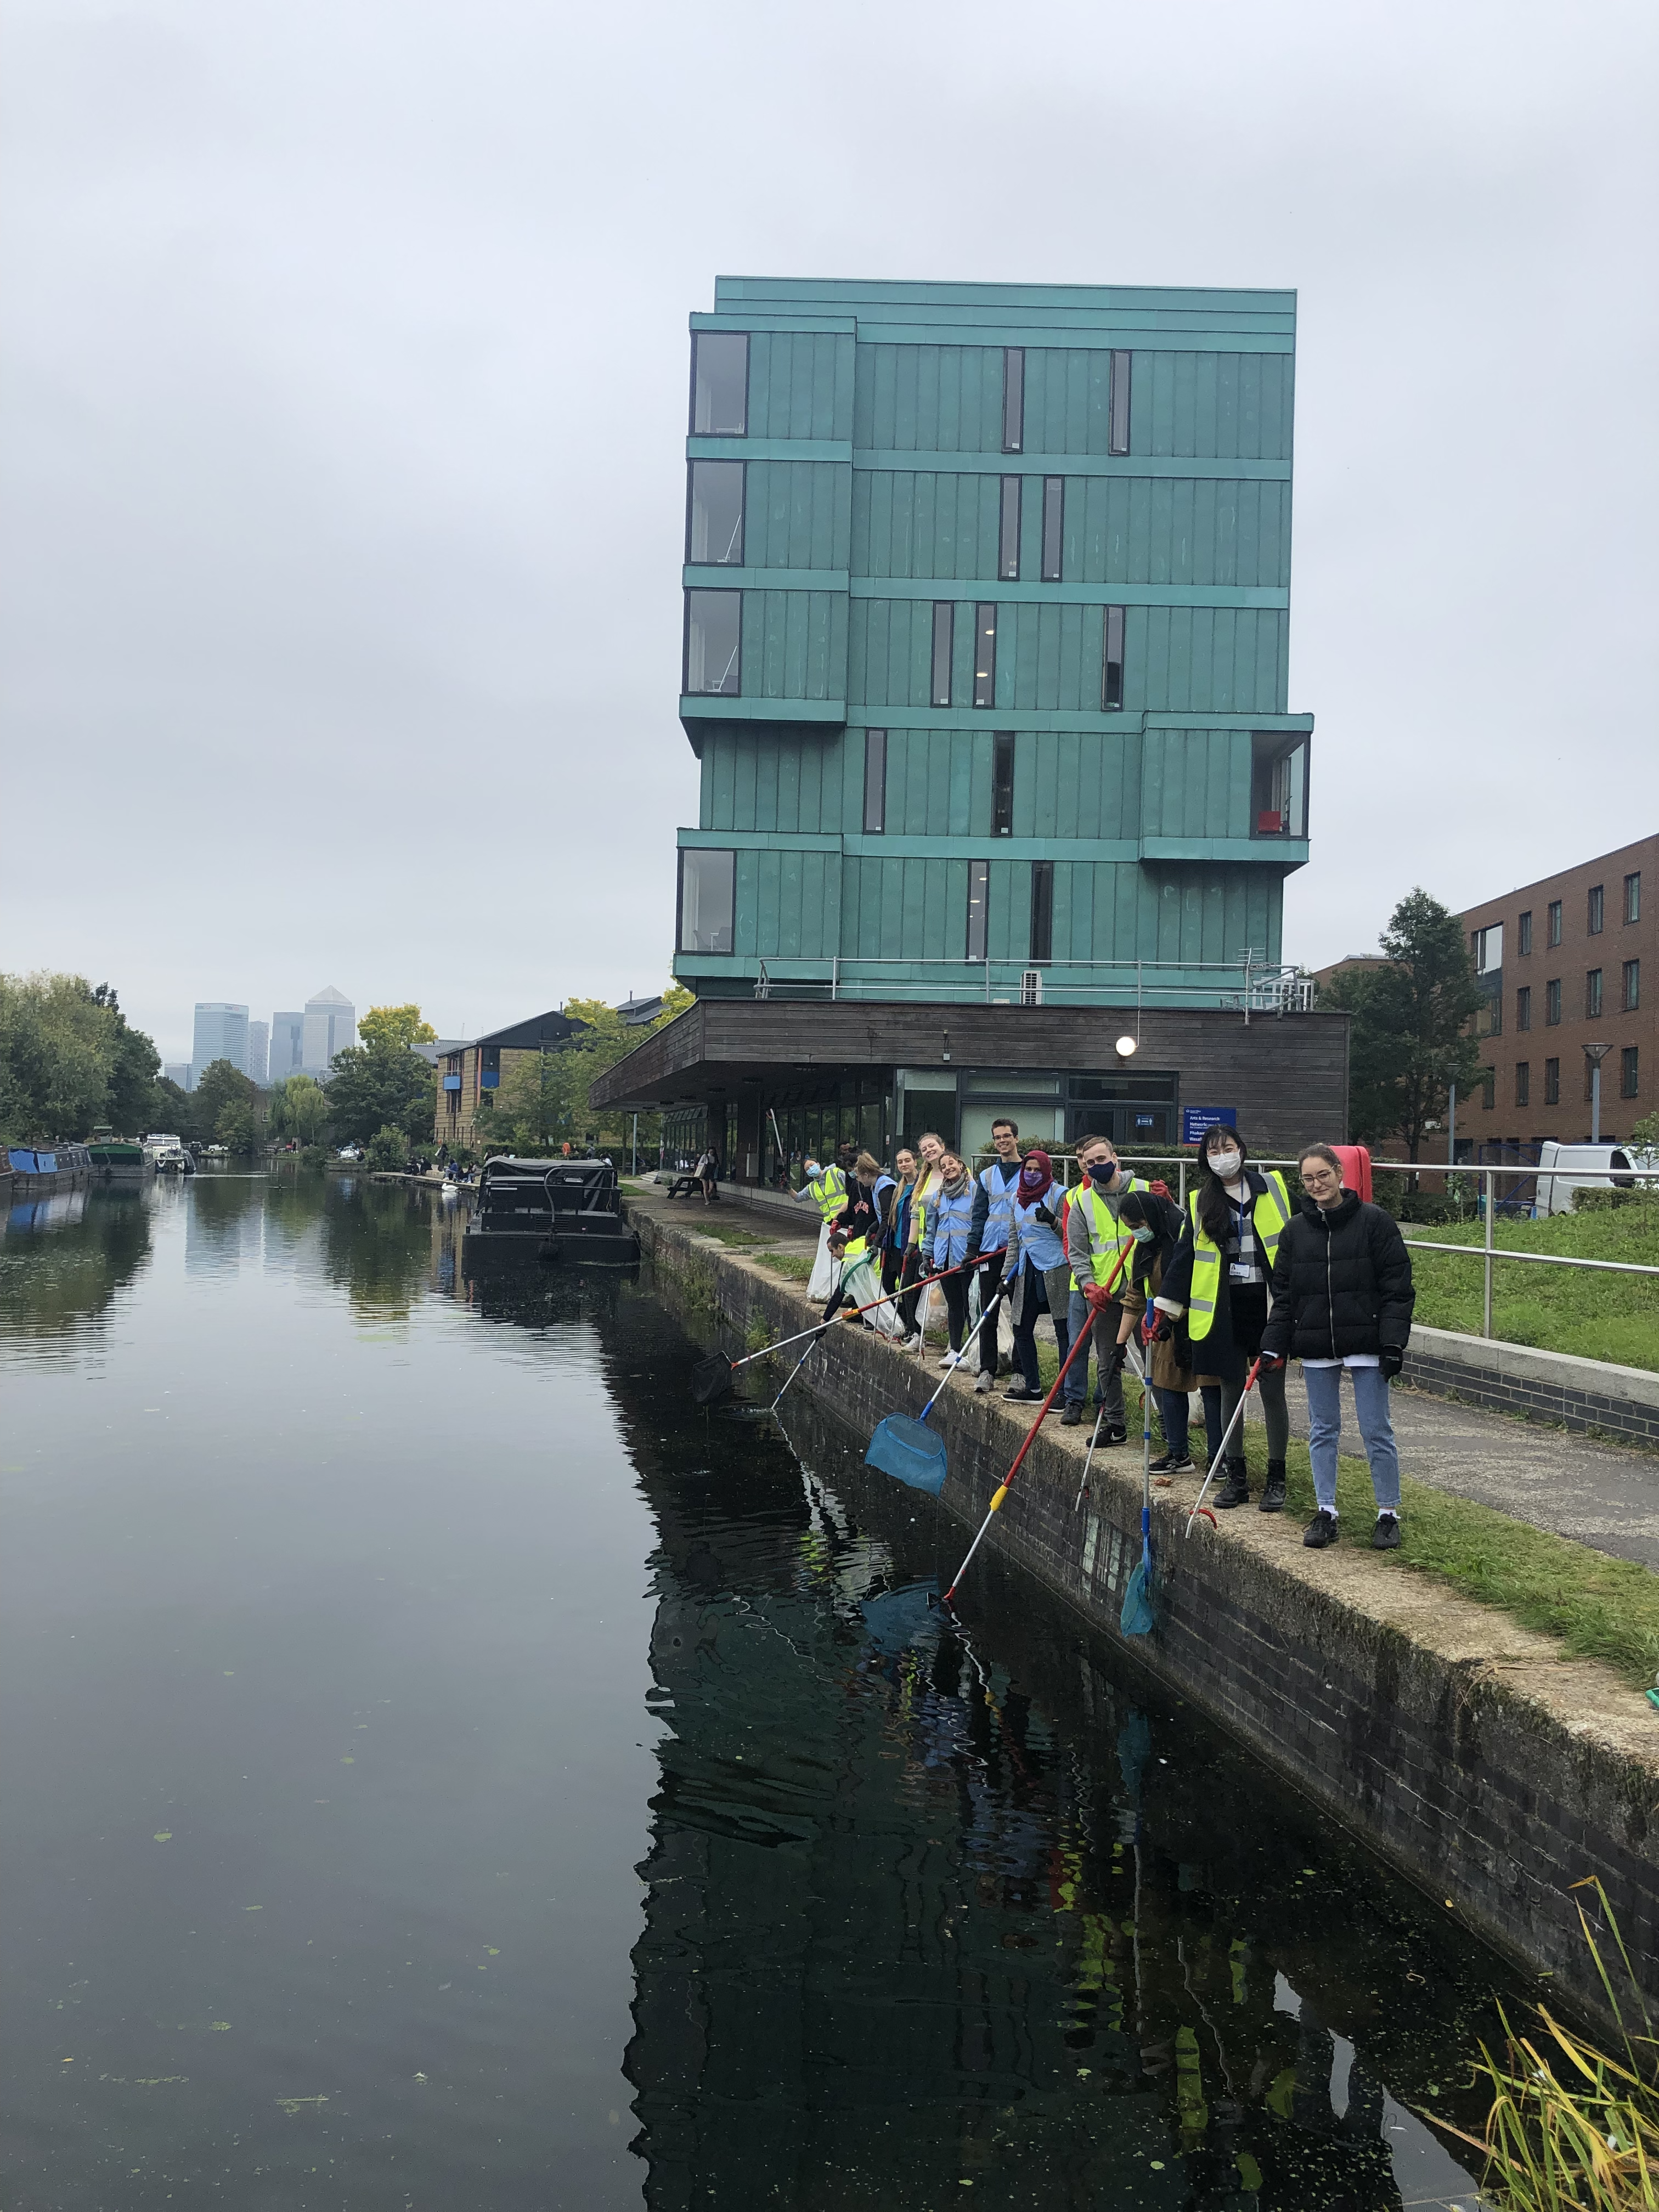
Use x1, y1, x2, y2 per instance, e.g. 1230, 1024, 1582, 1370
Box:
1583, 1043, 1611, 1143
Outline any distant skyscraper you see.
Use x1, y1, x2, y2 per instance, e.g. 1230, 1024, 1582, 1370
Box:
270, 1012, 305, 1081
165, 1062, 192, 1092
246, 1019, 270, 1085
193, 1003, 249, 1081
302, 986, 356, 1076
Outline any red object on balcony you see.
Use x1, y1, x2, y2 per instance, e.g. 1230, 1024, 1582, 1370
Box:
1330, 1144, 1373, 1202
1256, 809, 1283, 834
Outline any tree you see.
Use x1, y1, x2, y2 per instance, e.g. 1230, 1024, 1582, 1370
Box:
269, 1074, 329, 1147
1322, 889, 1485, 1160
0, 972, 160, 1142
216, 1101, 259, 1153
91, 985, 161, 1135
358, 1005, 438, 1053
365, 1124, 408, 1172
325, 1044, 435, 1148
191, 1059, 261, 1148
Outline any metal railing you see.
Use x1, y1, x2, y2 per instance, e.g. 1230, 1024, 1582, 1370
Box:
753, 953, 1314, 1015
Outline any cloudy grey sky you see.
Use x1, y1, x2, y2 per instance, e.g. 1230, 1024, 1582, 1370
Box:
4, 0, 1655, 1063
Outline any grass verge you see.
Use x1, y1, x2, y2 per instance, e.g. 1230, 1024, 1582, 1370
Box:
754, 1251, 815, 1283
1402, 1203, 1659, 1373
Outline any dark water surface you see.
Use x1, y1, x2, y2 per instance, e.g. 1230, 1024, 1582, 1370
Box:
1, 1175, 1517, 2210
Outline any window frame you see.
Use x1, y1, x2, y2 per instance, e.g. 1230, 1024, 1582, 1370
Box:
1029, 859, 1054, 964
1108, 349, 1132, 456
1544, 1056, 1560, 1105
682, 589, 743, 697
991, 732, 1015, 837
862, 729, 887, 836
1587, 967, 1603, 1019
685, 458, 746, 566
1588, 883, 1605, 935
1545, 978, 1561, 1026
1624, 871, 1641, 924
1516, 984, 1531, 1031
1623, 958, 1640, 1013
1515, 1060, 1530, 1108
1002, 348, 1024, 455
930, 602, 954, 708
1517, 909, 1532, 956
998, 477, 1021, 580
689, 331, 749, 438
1621, 1045, 1640, 1100
676, 846, 737, 956
1102, 605, 1126, 711
1547, 899, 1562, 947
973, 604, 998, 709
1041, 477, 1064, 582
966, 859, 990, 961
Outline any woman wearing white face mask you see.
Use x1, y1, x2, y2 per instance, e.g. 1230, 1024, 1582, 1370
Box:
1158, 1126, 1294, 1510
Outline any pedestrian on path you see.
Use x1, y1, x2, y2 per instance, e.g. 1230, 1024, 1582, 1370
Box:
963, 1118, 1024, 1395
1260, 1142, 1415, 1551
1062, 1136, 1148, 1433
1113, 1188, 1198, 1472
796, 1154, 848, 1301
1002, 1147, 1072, 1401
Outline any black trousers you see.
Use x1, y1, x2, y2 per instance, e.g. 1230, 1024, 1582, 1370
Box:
974, 1251, 1006, 1376
940, 1269, 970, 1353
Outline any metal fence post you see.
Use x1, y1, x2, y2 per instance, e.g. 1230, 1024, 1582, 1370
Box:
1482, 1168, 1494, 1338
1177, 1159, 1187, 1214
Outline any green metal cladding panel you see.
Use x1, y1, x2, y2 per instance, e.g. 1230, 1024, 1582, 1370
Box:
738, 590, 849, 702
702, 728, 859, 835
732, 845, 842, 960
742, 460, 851, 570
746, 331, 856, 442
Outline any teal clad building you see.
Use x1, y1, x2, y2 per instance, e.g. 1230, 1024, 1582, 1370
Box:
594, 277, 1346, 1172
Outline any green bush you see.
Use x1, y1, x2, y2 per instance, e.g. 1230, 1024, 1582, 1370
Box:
365, 1126, 407, 1173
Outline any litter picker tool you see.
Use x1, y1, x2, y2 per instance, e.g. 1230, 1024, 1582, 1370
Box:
689, 1263, 964, 1407
939, 1242, 1132, 1607
1119, 1344, 1158, 1637
1073, 1339, 1145, 1512
865, 1267, 1008, 1495
1184, 1358, 1263, 1535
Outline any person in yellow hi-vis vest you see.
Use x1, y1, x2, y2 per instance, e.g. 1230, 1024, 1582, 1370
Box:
1156, 1125, 1294, 1511
1062, 1136, 1150, 1434
794, 1155, 848, 1301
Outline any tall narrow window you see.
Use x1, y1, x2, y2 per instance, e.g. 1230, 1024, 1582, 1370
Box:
1545, 978, 1561, 1025
992, 732, 1015, 836
930, 602, 954, 707
1002, 348, 1024, 454
684, 590, 742, 695
1029, 860, 1054, 963
974, 605, 997, 708
1547, 899, 1562, 946
1516, 985, 1531, 1031
690, 332, 748, 436
1544, 1056, 1560, 1104
998, 477, 1022, 580
1040, 476, 1064, 581
1623, 958, 1640, 1012
1102, 605, 1126, 710
1517, 909, 1533, 956
1515, 1061, 1531, 1108
1621, 1045, 1639, 1099
686, 460, 745, 564
678, 848, 736, 953
1625, 871, 1641, 923
862, 729, 887, 834
1587, 967, 1603, 1018
966, 860, 990, 960
1481, 1067, 1496, 1110
1588, 884, 1604, 934
1108, 349, 1132, 455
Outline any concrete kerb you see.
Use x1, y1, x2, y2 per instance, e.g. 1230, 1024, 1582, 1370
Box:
627, 1188, 1659, 2038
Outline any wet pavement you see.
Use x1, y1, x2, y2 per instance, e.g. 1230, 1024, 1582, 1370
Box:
0, 1173, 1520, 2209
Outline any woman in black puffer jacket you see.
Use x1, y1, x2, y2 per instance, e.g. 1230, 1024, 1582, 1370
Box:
1260, 1144, 1414, 1552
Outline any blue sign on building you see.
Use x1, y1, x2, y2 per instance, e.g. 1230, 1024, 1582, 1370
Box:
1181, 1106, 1238, 1147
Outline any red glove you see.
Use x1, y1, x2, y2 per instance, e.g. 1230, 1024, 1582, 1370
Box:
1084, 1284, 1113, 1313
1149, 1178, 1171, 1200
1256, 1352, 1285, 1373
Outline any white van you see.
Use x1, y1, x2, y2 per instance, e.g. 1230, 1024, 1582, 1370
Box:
1533, 1141, 1642, 1216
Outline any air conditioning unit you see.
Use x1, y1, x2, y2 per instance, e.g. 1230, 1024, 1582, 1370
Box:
1020, 969, 1043, 1006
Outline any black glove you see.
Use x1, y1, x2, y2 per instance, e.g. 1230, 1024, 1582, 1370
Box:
1379, 1345, 1404, 1380
1149, 1313, 1173, 1343
1035, 1202, 1058, 1230
1103, 1340, 1128, 1376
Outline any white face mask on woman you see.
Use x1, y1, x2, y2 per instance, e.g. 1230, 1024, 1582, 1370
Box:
1209, 1149, 1243, 1181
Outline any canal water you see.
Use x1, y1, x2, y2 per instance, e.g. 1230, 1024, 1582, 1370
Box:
1, 1174, 1518, 2210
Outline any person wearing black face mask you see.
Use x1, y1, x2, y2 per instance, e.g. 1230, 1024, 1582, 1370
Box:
1060, 1136, 1149, 1432
1111, 1188, 1197, 1472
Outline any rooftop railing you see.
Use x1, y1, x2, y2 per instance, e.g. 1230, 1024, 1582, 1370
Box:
752, 954, 1316, 1017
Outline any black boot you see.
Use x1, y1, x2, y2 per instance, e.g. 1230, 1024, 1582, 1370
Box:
1214, 1459, 1250, 1509
1259, 1460, 1287, 1514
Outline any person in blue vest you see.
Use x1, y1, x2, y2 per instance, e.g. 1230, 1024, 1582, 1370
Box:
926, 1150, 978, 1362
962, 1118, 1023, 1396
1156, 1125, 1295, 1511
823, 1152, 900, 1332
1001, 1148, 1072, 1401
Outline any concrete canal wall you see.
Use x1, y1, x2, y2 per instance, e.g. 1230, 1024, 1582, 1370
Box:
631, 1199, 1659, 2036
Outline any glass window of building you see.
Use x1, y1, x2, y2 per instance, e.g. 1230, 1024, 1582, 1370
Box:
862, 729, 887, 835
1622, 1045, 1640, 1099
1481, 1067, 1495, 1110
966, 859, 990, 960
691, 332, 748, 435
1547, 899, 1562, 946
686, 460, 745, 564
684, 590, 742, 695
931, 602, 954, 707
1623, 958, 1640, 1012
1515, 1061, 1530, 1107
1108, 349, 1132, 455
1545, 978, 1561, 1025
1251, 731, 1308, 838
1102, 605, 1126, 711
1625, 871, 1641, 924
998, 477, 1021, 580
679, 849, 735, 953
1586, 967, 1603, 1018
1041, 477, 1064, 581
1588, 883, 1605, 934
1030, 860, 1054, 963
1516, 985, 1531, 1031
992, 732, 1015, 836
1002, 348, 1024, 454
1544, 1056, 1560, 1104
974, 606, 998, 708
1517, 909, 1532, 956
1474, 924, 1503, 974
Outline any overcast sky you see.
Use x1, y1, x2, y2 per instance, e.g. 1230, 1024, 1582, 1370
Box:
3, 0, 1655, 1063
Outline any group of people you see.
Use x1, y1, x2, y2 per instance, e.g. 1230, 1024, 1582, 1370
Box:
793, 1118, 1414, 1553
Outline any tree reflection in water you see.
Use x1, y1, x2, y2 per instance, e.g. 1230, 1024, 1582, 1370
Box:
0, 1187, 152, 1356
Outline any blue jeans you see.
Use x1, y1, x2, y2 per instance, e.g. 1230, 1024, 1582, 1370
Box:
1064, 1289, 1125, 1420
1304, 1363, 1401, 1516
1152, 1386, 1190, 1459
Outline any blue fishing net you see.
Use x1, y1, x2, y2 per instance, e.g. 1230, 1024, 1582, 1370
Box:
865, 1414, 949, 1496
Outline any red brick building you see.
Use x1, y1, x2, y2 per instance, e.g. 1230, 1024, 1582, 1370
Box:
1459, 834, 1655, 1149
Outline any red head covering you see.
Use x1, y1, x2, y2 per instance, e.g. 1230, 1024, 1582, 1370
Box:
1017, 1148, 1053, 1201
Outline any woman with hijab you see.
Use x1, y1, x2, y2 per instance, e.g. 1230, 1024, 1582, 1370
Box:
1112, 1187, 1198, 1473
927, 1149, 977, 1363
1002, 1147, 1072, 1402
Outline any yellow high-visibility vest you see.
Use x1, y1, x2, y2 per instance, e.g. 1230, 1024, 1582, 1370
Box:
910, 1165, 943, 1245
807, 1165, 847, 1222
1184, 1172, 1293, 1341
1069, 1177, 1147, 1291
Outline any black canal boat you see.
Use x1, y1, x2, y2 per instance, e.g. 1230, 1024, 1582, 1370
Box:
460, 1156, 641, 1269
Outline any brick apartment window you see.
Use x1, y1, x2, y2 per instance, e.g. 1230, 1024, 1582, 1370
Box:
690, 332, 748, 436
1587, 967, 1603, 1018
973, 605, 998, 708
992, 732, 1015, 836
686, 459, 744, 564
1516, 985, 1531, 1031
1625, 871, 1641, 924
1517, 909, 1532, 956
1108, 349, 1132, 455
684, 590, 742, 695
966, 859, 990, 960
1030, 860, 1054, 963
930, 602, 954, 707
1544, 1056, 1560, 1104
862, 729, 887, 834
678, 848, 735, 954
1041, 477, 1064, 580
1623, 958, 1640, 1012
1545, 978, 1561, 1025
1486, 991, 1503, 1038
1588, 883, 1604, 934
1002, 348, 1024, 454
1515, 1060, 1530, 1107
1481, 1067, 1496, 1110
1547, 899, 1562, 947
998, 477, 1021, 580
1102, 605, 1126, 710
1622, 1045, 1640, 1099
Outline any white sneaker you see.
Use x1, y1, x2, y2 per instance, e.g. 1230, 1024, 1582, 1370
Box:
938, 1350, 960, 1368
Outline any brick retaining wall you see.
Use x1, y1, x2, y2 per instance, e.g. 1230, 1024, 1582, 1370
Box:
1403, 1325, 1659, 1450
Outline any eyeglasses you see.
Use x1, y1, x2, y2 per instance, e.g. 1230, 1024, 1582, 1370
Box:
1302, 1167, 1339, 1188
